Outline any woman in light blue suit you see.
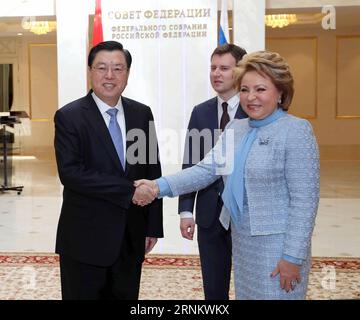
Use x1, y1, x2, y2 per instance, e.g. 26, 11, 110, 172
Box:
136, 51, 320, 299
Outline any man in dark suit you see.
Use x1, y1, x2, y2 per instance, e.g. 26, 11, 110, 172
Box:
179, 44, 247, 300
54, 41, 162, 300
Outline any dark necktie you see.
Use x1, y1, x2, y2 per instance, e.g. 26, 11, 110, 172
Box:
106, 108, 125, 169
220, 102, 230, 131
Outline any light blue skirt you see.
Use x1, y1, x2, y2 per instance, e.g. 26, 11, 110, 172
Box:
231, 205, 311, 300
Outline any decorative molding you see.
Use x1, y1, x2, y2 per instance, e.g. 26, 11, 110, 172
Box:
319, 145, 360, 160
336, 35, 360, 119
31, 119, 51, 122
28, 43, 56, 120
0, 39, 17, 55
266, 36, 318, 120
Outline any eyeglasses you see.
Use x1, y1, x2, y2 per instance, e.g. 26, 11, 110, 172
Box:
92, 64, 128, 76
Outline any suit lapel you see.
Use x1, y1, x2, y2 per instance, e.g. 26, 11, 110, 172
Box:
235, 103, 248, 119
207, 97, 219, 130
82, 92, 125, 174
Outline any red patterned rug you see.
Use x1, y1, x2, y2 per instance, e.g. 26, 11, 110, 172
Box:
0, 253, 359, 300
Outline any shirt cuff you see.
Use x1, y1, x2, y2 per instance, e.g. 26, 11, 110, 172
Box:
282, 254, 303, 266
180, 211, 193, 219
156, 177, 173, 198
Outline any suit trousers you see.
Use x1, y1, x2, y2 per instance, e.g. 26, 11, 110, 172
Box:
59, 233, 143, 300
197, 198, 232, 300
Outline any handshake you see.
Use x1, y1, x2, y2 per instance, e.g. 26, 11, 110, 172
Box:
132, 179, 160, 206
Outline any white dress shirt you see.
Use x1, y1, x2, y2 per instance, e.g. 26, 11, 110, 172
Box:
217, 94, 240, 128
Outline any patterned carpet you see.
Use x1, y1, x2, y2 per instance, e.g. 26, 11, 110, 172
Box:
0, 253, 359, 300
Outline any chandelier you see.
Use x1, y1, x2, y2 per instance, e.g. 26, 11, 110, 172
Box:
265, 14, 298, 28
22, 20, 56, 35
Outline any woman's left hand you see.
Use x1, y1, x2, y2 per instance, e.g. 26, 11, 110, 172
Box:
271, 259, 301, 292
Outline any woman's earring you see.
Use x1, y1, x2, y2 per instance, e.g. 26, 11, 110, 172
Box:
278, 97, 282, 104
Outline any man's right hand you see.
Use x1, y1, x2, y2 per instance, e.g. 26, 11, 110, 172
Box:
180, 217, 195, 240
132, 181, 157, 206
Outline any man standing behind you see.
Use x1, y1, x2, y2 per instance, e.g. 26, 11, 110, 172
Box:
54, 41, 162, 300
179, 44, 247, 300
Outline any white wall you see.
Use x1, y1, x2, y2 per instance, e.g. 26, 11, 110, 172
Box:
56, 0, 89, 107
0, 0, 55, 16
233, 0, 265, 52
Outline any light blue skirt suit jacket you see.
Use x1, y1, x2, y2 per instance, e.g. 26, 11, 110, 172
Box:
162, 114, 320, 299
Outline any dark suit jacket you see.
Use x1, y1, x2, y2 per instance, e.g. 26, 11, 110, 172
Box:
54, 92, 163, 267
178, 97, 247, 228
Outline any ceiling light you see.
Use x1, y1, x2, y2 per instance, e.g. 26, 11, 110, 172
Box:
22, 20, 56, 35
265, 14, 298, 28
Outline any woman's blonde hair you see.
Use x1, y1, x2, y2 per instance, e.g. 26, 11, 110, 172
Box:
234, 51, 294, 110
